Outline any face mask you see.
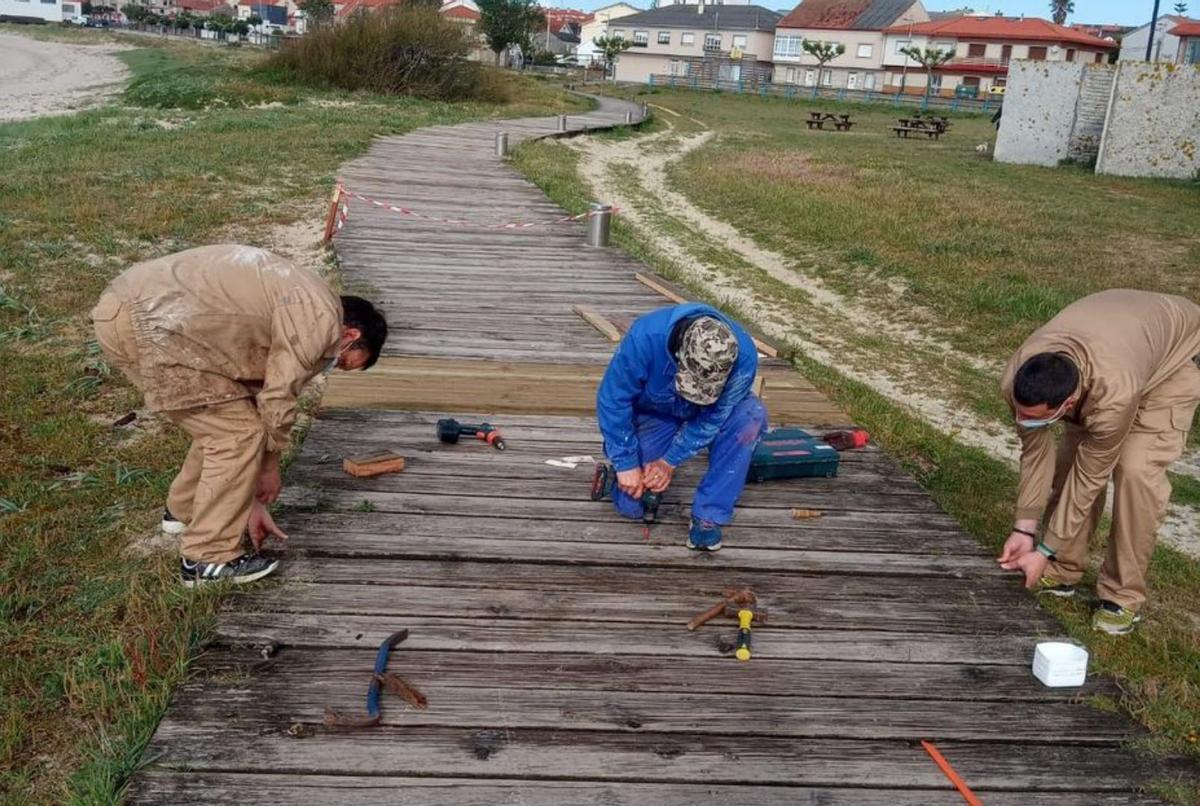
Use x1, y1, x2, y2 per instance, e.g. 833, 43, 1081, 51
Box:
1017, 398, 1071, 430
322, 356, 339, 376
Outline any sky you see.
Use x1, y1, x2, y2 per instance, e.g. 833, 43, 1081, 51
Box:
565, 0, 1175, 26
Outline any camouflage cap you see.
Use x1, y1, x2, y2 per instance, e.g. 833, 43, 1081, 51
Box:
675, 316, 738, 405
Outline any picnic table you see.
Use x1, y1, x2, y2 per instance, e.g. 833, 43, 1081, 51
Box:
893, 115, 951, 140
805, 112, 855, 131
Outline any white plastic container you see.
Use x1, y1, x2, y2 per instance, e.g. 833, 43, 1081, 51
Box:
1032, 642, 1089, 687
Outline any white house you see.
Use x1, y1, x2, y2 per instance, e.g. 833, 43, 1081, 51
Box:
1118, 14, 1199, 62
0, 0, 66, 22
577, 2, 642, 66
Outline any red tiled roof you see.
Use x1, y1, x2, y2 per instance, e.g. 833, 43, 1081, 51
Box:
884, 15, 1116, 48
178, 0, 225, 11
1170, 22, 1200, 37
237, 0, 284, 6
441, 4, 479, 20
778, 0, 874, 30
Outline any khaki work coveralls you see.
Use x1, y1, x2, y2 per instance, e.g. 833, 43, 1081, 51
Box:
91, 245, 342, 563
1001, 290, 1200, 610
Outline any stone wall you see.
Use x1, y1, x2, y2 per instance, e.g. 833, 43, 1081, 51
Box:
993, 61, 1086, 167
1096, 62, 1200, 180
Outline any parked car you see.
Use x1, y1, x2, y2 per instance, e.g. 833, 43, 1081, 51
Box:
988, 85, 1006, 96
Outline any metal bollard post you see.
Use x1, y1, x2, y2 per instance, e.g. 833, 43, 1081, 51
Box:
641, 102, 648, 119
557, 115, 567, 132
494, 131, 508, 157
625, 110, 633, 124
585, 203, 612, 248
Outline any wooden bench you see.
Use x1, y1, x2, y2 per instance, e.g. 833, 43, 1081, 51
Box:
893, 125, 941, 140
805, 119, 825, 130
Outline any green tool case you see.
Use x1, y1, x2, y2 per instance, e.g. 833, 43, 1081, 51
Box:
746, 428, 840, 482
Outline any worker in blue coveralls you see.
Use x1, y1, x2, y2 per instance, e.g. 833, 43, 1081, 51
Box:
596, 303, 767, 551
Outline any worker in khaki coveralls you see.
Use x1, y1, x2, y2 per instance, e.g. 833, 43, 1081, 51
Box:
997, 290, 1200, 634
91, 245, 388, 587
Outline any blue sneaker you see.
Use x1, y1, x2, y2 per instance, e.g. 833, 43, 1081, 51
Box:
686, 518, 723, 552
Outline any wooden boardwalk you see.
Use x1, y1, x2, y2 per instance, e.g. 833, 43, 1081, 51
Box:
128, 97, 1183, 803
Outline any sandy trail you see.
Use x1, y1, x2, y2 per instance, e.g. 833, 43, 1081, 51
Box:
571, 111, 1200, 559
0, 32, 129, 122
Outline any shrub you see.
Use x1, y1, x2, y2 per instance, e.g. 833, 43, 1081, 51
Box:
265, 6, 494, 101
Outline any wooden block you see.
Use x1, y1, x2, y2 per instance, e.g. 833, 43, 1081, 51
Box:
343, 451, 407, 478
572, 304, 622, 342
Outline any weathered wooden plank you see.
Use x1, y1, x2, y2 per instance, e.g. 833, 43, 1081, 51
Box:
573, 304, 624, 342
215, 614, 1046, 664
191, 646, 1115, 702
124, 772, 1166, 806
160, 674, 1136, 743
138, 726, 1177, 791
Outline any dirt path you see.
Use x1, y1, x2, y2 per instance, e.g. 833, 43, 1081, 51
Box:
0, 32, 129, 123
570, 109, 1200, 559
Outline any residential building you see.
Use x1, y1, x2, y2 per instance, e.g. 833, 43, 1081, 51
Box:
0, 0, 66, 22
577, 2, 643, 66
609, 4, 781, 84
1069, 22, 1131, 43
236, 0, 288, 27
177, 0, 232, 17
772, 0, 929, 91
1118, 15, 1198, 62
535, 18, 583, 58
439, 0, 502, 63
881, 15, 1115, 97
1171, 21, 1200, 64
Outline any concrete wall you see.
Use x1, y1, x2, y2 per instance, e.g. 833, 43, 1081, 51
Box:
994, 61, 1089, 167
1096, 62, 1200, 179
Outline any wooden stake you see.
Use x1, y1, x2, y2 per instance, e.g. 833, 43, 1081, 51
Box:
572, 304, 622, 342
321, 184, 344, 244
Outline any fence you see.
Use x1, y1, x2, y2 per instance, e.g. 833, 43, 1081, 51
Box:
113, 23, 284, 49
645, 74, 1003, 114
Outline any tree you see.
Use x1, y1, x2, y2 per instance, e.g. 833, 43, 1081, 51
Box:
248, 12, 262, 25
592, 33, 631, 80
476, 0, 543, 66
231, 18, 250, 35
121, 3, 147, 22
899, 45, 956, 100
299, 0, 334, 26
801, 39, 846, 83
1049, 0, 1074, 25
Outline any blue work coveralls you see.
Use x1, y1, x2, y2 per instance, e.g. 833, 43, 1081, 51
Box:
596, 303, 767, 525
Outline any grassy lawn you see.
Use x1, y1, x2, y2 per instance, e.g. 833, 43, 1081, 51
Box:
0, 31, 584, 801
512, 88, 1200, 799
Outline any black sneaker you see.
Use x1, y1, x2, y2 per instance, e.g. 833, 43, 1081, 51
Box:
161, 507, 186, 536
180, 553, 280, 588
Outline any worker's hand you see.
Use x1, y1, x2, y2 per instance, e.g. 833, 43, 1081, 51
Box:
616, 467, 645, 500
256, 452, 282, 504
1002, 549, 1049, 589
997, 531, 1035, 565
248, 500, 289, 551
642, 458, 675, 493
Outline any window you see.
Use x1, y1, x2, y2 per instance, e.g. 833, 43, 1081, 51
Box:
658, 31, 670, 45
1027, 46, 1048, 60
856, 43, 873, 58
967, 43, 986, 58
681, 32, 695, 46
930, 73, 943, 92
1001, 44, 1012, 60
993, 76, 1007, 87
804, 68, 815, 86
864, 71, 876, 89
633, 30, 648, 46
934, 41, 955, 55
785, 67, 796, 82
774, 34, 802, 58
668, 59, 689, 75
894, 39, 911, 53
820, 69, 832, 86
704, 32, 721, 50
613, 29, 625, 39
961, 75, 980, 87
1065, 48, 1076, 61
732, 34, 747, 49
63, 2, 75, 9
1095, 51, 1105, 63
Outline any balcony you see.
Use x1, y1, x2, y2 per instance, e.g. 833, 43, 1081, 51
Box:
937, 56, 1011, 73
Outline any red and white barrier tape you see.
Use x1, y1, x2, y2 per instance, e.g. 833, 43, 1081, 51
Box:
329, 186, 616, 235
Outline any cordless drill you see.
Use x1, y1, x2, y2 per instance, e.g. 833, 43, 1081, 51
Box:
436, 418, 506, 451
590, 462, 661, 524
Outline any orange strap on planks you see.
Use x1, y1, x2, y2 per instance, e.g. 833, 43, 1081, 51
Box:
921, 740, 983, 806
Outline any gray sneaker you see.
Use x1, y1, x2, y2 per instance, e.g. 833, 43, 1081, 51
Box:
180, 553, 279, 588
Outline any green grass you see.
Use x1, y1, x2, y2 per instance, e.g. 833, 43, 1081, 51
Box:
513, 117, 1200, 799
0, 32, 584, 802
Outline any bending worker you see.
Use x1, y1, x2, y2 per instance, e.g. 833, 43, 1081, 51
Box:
998, 290, 1200, 635
91, 245, 388, 587
596, 303, 767, 551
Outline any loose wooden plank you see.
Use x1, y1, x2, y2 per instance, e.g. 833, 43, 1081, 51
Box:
574, 304, 625, 343
125, 772, 1166, 806
215, 614, 1047, 664
192, 646, 1116, 702
138, 726, 1178, 791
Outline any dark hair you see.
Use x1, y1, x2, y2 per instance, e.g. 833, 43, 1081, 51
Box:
1013, 353, 1078, 407
340, 295, 388, 370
